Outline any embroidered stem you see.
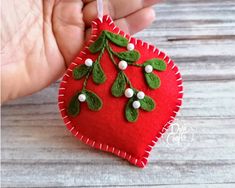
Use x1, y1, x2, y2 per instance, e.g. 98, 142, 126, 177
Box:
82, 68, 92, 91
82, 44, 106, 90
105, 41, 118, 68
106, 41, 135, 89
128, 63, 143, 67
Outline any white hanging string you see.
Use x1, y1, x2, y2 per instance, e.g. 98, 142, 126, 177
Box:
97, 0, 103, 22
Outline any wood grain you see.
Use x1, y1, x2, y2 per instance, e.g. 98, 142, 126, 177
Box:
1, 0, 235, 187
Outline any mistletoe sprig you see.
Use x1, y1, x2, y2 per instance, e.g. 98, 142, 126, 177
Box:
67, 30, 167, 122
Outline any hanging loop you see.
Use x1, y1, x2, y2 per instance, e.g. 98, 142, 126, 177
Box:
97, 0, 103, 22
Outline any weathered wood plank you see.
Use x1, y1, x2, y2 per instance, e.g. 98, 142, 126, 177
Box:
2, 161, 235, 187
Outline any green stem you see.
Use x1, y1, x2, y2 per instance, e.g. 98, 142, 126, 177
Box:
82, 44, 106, 91
105, 41, 119, 68
128, 63, 143, 67
82, 68, 92, 91
123, 73, 134, 89
105, 41, 135, 89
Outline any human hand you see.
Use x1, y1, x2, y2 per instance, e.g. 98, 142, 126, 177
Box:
1, 0, 158, 103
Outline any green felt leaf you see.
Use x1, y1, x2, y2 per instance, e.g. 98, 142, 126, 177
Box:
104, 31, 128, 47
125, 98, 139, 122
85, 90, 102, 111
89, 32, 106, 53
72, 65, 90, 80
145, 73, 161, 89
116, 50, 140, 62
140, 96, 155, 112
111, 72, 126, 97
92, 61, 106, 84
67, 93, 80, 117
144, 58, 167, 71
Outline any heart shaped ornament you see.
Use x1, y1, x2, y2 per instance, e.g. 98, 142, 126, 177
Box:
58, 15, 183, 168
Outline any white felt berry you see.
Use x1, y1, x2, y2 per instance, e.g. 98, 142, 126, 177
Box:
137, 91, 145, 100
85, 58, 93, 67
132, 100, 141, 109
125, 88, 134, 98
78, 94, 86, 102
118, 60, 128, 70
145, 65, 153, 73
127, 43, 135, 51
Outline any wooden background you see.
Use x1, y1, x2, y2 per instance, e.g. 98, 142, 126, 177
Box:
2, 0, 235, 187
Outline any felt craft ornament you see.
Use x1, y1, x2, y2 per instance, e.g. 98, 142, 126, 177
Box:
58, 0, 183, 168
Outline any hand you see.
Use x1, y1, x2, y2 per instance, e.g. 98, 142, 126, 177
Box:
1, 0, 158, 103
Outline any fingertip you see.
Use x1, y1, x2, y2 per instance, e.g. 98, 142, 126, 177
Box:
114, 7, 156, 35
148, 7, 156, 22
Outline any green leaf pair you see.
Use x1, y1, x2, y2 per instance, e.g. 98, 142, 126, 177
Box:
125, 95, 155, 122
73, 64, 90, 80
104, 31, 140, 62
67, 90, 102, 117
143, 58, 167, 89
89, 30, 128, 53
72, 61, 106, 84
89, 30, 140, 62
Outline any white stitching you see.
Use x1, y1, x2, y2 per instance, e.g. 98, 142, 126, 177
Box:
135, 159, 138, 165
92, 21, 97, 25
109, 20, 113, 26
141, 161, 145, 167
66, 121, 71, 125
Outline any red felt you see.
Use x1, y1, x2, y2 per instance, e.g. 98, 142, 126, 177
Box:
58, 15, 183, 168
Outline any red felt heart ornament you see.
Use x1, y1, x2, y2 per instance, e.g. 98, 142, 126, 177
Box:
58, 15, 183, 168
